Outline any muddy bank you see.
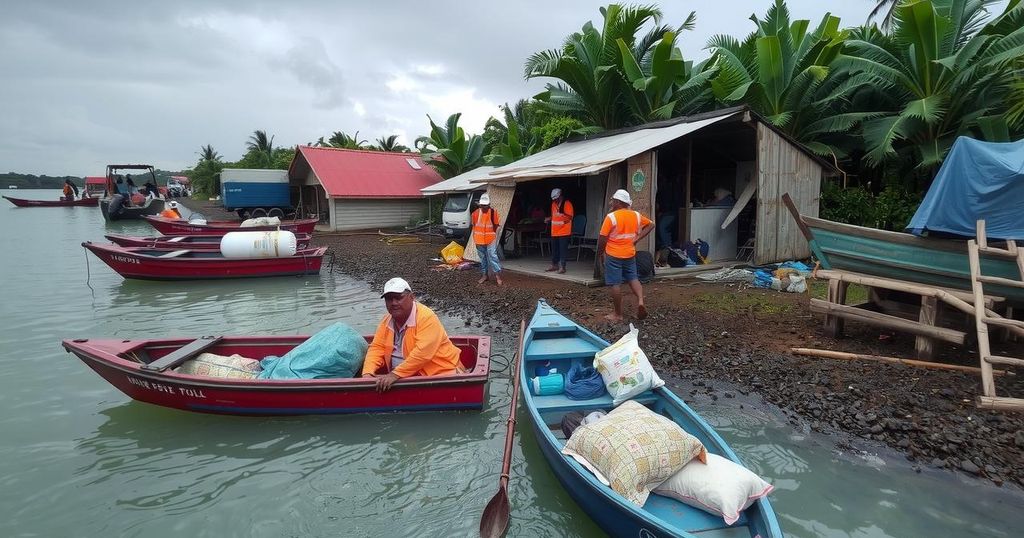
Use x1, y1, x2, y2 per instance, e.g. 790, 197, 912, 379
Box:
316, 232, 1024, 488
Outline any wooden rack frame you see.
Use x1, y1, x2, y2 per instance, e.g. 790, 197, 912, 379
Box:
968, 220, 1024, 412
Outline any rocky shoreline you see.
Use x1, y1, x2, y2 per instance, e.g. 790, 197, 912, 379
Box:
317, 232, 1024, 488
175, 198, 1023, 487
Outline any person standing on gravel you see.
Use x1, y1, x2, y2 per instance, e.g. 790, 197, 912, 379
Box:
471, 193, 503, 286
597, 189, 654, 322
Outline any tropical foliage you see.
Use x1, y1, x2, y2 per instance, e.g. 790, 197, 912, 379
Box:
375, 135, 410, 152
415, 113, 486, 178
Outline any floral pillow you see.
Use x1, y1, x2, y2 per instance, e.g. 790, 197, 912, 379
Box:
561, 400, 707, 506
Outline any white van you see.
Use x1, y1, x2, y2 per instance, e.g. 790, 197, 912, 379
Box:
442, 190, 483, 241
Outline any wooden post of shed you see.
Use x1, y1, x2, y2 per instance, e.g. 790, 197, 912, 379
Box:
681, 138, 692, 244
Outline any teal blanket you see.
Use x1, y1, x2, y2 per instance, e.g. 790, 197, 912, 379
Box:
258, 322, 368, 379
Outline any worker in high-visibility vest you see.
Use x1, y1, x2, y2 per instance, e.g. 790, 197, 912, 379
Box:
545, 188, 574, 274
597, 189, 654, 321
471, 193, 503, 286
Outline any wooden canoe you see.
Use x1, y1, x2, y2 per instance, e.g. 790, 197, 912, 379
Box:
62, 334, 490, 415
82, 241, 327, 280
520, 300, 782, 538
4, 195, 99, 207
104, 233, 313, 250
782, 193, 1024, 303
144, 216, 319, 236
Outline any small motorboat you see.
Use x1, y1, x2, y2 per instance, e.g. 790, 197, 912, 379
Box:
82, 241, 328, 280
4, 195, 99, 207
62, 334, 490, 415
519, 300, 782, 537
104, 232, 313, 250
144, 216, 319, 236
99, 164, 168, 221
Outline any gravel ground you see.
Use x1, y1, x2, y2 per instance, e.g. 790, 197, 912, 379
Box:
177, 198, 1024, 488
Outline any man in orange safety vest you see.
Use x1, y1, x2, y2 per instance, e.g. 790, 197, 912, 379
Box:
471, 193, 503, 286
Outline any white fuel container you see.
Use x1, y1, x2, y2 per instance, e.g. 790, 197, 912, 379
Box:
220, 230, 298, 258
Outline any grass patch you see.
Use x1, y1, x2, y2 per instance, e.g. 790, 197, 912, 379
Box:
691, 291, 795, 315
809, 280, 870, 304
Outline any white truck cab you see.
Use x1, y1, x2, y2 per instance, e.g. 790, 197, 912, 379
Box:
442, 190, 483, 242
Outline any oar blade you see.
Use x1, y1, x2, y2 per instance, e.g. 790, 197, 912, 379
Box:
478, 486, 510, 538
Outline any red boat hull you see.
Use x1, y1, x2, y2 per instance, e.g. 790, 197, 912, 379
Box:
62, 335, 490, 415
82, 241, 327, 280
4, 195, 99, 207
144, 216, 319, 236
104, 233, 313, 250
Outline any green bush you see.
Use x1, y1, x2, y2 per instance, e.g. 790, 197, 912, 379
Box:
820, 183, 921, 231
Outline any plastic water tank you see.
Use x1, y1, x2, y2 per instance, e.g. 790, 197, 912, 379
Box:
220, 230, 298, 259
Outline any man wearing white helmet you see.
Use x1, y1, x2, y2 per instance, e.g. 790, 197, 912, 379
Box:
597, 189, 654, 321
470, 192, 503, 285
159, 200, 182, 219
361, 277, 464, 392
545, 187, 574, 273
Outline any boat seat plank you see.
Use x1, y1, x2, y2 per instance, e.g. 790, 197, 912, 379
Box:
526, 337, 603, 361
141, 336, 223, 372
534, 391, 658, 413
161, 249, 192, 258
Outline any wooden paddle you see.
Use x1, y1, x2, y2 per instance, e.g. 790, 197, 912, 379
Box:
479, 319, 526, 538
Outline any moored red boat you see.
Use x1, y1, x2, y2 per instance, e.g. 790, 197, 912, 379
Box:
82, 241, 327, 280
61, 334, 490, 415
144, 215, 319, 236
104, 232, 313, 250
4, 195, 99, 207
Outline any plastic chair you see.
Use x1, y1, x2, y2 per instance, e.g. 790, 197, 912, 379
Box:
567, 215, 595, 261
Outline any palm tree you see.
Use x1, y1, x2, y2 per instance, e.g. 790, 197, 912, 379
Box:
199, 144, 221, 162
837, 0, 1024, 172
374, 135, 409, 152
705, 0, 864, 157
415, 113, 485, 179
245, 130, 275, 167
327, 131, 368, 149
524, 4, 676, 129
868, 0, 902, 30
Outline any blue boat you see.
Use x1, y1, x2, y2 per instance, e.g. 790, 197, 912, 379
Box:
520, 300, 783, 538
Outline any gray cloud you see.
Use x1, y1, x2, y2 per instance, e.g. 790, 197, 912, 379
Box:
3, 0, 990, 176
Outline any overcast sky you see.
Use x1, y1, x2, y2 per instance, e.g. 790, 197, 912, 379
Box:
0, 1, 979, 176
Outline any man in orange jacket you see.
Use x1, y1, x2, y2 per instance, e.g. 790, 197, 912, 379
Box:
545, 188, 574, 273
471, 193, 503, 286
361, 277, 464, 392
597, 189, 654, 322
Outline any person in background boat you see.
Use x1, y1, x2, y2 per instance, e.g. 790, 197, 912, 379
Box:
361, 278, 464, 392
472, 193, 503, 286
545, 188, 574, 274
706, 188, 736, 207
597, 189, 654, 322
143, 179, 162, 199
62, 179, 80, 201
159, 201, 183, 219
125, 176, 146, 205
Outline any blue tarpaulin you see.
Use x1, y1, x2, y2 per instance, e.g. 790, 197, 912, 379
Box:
907, 137, 1024, 240
257, 322, 368, 379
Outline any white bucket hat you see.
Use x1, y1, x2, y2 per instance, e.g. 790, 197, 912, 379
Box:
611, 189, 632, 205
381, 277, 412, 297
479, 193, 490, 205
550, 188, 562, 199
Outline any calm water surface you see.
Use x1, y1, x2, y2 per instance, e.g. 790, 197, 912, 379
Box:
1, 189, 1020, 537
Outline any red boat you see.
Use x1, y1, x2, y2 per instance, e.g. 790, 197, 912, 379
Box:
82, 241, 328, 280
144, 216, 319, 236
61, 335, 491, 415
104, 233, 313, 250
4, 195, 99, 207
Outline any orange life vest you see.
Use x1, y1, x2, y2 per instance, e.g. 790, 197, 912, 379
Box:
472, 208, 499, 246
550, 199, 574, 237
600, 209, 652, 258
160, 208, 182, 219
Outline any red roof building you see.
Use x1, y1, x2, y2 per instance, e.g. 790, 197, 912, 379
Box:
288, 146, 444, 231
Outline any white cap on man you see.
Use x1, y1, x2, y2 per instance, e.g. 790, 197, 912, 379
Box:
381, 277, 412, 297
611, 189, 632, 205
479, 193, 490, 205
551, 188, 562, 199
168, 201, 179, 208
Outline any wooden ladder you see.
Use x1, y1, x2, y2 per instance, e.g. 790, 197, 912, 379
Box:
968, 220, 1024, 411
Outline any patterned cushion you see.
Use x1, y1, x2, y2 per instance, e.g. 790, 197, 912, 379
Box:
561, 400, 707, 506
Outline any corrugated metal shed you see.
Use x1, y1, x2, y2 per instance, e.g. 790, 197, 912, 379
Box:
479, 112, 740, 183
289, 146, 443, 198
421, 166, 495, 195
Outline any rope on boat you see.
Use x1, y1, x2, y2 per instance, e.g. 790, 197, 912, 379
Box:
84, 248, 94, 292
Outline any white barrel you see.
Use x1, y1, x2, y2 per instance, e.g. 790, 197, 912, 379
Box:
220, 230, 298, 258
